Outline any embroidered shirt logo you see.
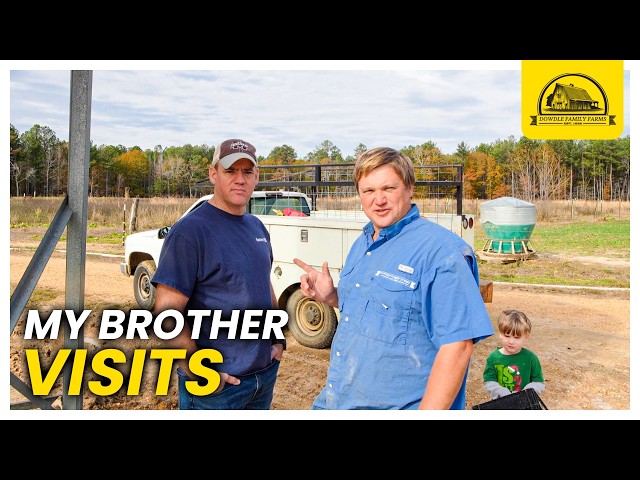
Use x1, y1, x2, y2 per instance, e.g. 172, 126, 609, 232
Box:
398, 264, 414, 274
375, 270, 416, 289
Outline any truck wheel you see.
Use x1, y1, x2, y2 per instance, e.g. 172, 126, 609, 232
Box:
133, 260, 157, 310
286, 289, 337, 349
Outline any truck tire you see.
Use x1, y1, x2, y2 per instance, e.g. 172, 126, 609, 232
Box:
133, 260, 157, 310
286, 288, 337, 349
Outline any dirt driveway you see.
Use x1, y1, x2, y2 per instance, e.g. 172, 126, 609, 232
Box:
9, 247, 630, 414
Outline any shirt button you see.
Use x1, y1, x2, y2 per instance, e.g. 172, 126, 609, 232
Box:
344, 316, 349, 322
355, 283, 360, 288
366, 251, 371, 256
336, 351, 341, 356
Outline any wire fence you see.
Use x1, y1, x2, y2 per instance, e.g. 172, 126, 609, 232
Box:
256, 163, 464, 215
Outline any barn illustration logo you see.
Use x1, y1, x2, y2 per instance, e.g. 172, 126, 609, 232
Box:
522, 60, 623, 140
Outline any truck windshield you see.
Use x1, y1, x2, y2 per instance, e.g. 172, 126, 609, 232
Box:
249, 196, 310, 216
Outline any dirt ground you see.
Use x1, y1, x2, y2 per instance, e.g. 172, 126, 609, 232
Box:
9, 233, 631, 415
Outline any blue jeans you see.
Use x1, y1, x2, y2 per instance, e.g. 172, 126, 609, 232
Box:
178, 359, 280, 410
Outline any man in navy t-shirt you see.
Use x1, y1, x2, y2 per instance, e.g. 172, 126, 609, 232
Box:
152, 138, 286, 410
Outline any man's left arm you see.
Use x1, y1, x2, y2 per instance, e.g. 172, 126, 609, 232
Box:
418, 339, 473, 409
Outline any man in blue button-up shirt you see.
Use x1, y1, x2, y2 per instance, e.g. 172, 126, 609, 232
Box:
294, 146, 494, 410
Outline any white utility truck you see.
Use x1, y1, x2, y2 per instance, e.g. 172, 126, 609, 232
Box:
120, 190, 477, 349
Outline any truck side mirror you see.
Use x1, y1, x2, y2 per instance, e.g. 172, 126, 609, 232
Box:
158, 226, 171, 239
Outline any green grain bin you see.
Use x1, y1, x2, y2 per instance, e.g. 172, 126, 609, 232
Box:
480, 197, 536, 255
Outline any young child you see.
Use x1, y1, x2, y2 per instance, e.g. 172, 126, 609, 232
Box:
483, 309, 545, 399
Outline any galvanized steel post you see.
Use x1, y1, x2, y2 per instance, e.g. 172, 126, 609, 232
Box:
63, 70, 93, 410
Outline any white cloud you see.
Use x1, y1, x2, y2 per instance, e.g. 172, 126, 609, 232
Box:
8, 62, 632, 158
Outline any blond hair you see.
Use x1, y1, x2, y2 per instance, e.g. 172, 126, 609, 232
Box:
353, 147, 415, 191
497, 310, 532, 337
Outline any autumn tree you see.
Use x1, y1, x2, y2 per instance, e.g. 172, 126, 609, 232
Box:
7, 122, 631, 201
402, 141, 442, 166
402, 142, 444, 196
115, 148, 149, 196
463, 151, 507, 199
90, 144, 126, 196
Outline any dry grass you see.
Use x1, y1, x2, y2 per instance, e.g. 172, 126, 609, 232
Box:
463, 198, 630, 222
10, 195, 630, 232
10, 195, 629, 289
10, 196, 198, 232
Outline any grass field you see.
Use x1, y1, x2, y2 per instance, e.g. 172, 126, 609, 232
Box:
475, 218, 630, 258
475, 218, 629, 288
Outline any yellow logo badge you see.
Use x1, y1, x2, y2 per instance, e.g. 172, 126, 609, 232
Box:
522, 60, 623, 140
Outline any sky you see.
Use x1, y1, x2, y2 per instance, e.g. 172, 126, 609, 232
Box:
6, 60, 632, 159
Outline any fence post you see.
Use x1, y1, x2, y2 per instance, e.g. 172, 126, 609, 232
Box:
122, 201, 126, 246
129, 198, 139, 233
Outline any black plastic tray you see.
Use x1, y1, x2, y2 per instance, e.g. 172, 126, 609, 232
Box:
472, 389, 548, 410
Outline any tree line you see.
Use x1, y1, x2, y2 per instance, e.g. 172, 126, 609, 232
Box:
10, 123, 630, 203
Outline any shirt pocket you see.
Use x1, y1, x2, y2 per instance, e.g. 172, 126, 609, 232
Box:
357, 272, 417, 345
337, 264, 356, 312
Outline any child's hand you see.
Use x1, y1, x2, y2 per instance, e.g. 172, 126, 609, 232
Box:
496, 386, 511, 397
484, 381, 512, 399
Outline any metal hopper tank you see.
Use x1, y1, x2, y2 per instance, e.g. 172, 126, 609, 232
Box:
479, 196, 537, 261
